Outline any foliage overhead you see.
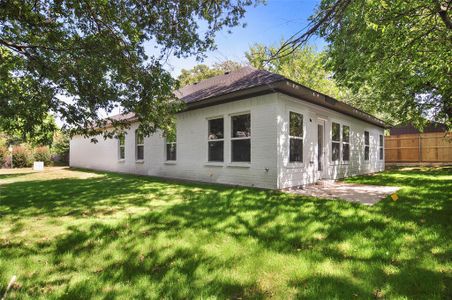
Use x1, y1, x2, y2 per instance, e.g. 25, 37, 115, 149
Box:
275, 0, 452, 129
246, 43, 346, 100
177, 60, 243, 87
0, 114, 57, 146
0, 0, 258, 139
246, 44, 396, 122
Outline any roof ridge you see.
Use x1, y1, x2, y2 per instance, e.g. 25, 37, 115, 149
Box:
182, 65, 257, 87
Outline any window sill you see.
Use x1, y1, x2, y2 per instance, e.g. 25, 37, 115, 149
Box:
227, 162, 251, 168
204, 162, 224, 167
135, 160, 144, 164
164, 161, 177, 165
285, 162, 304, 169
118, 159, 125, 163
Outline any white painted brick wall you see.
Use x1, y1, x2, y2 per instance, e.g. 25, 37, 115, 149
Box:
70, 94, 279, 188
70, 92, 385, 189
276, 93, 385, 188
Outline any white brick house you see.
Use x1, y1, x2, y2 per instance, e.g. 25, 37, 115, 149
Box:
70, 67, 385, 189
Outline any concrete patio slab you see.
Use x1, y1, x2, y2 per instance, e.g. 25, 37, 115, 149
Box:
285, 182, 401, 205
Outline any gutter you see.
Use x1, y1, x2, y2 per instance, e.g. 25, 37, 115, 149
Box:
182, 80, 387, 128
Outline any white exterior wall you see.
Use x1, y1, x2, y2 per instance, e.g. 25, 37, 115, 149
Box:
70, 94, 279, 188
276, 93, 385, 188
70, 92, 385, 189
69, 122, 155, 176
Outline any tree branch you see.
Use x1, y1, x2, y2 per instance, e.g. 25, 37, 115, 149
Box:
434, 0, 452, 29
0, 38, 76, 53
267, 0, 352, 61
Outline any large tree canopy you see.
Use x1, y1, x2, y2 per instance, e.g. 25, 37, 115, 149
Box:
178, 60, 243, 87
276, 0, 452, 129
246, 43, 346, 101
247, 44, 396, 122
177, 44, 393, 122
0, 0, 257, 138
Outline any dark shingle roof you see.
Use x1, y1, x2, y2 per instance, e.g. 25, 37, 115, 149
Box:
108, 112, 136, 122
104, 66, 385, 128
100, 112, 137, 127
176, 66, 285, 103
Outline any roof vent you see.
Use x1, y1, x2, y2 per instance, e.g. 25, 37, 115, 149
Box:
224, 71, 230, 75
193, 82, 198, 85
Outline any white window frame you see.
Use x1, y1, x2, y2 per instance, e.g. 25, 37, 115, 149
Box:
166, 138, 176, 161
331, 122, 341, 163
289, 111, 303, 163
342, 125, 350, 163
230, 112, 251, 163
379, 134, 384, 160
135, 130, 144, 161
118, 135, 125, 161
207, 117, 224, 162
364, 131, 370, 161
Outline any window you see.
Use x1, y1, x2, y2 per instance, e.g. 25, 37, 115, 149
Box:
379, 134, 384, 160
332, 122, 340, 161
118, 135, 125, 160
166, 135, 176, 161
289, 111, 303, 162
364, 131, 370, 161
231, 113, 251, 162
135, 130, 144, 161
208, 118, 224, 162
342, 125, 350, 162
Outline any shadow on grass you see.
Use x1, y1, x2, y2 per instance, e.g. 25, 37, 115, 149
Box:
0, 172, 32, 180
0, 167, 451, 298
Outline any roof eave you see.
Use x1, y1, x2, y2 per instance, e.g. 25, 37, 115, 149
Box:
275, 81, 387, 128
183, 79, 386, 128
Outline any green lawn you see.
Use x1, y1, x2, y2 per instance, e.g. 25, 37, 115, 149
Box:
0, 167, 451, 299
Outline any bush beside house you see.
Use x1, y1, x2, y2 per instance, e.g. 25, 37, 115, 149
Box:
4, 145, 64, 168
34, 146, 52, 166
12, 145, 34, 168
0, 147, 6, 167
0, 131, 70, 169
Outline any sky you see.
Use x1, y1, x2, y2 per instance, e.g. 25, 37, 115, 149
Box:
150, 0, 325, 76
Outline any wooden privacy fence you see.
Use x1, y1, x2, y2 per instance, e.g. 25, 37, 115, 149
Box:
385, 132, 452, 163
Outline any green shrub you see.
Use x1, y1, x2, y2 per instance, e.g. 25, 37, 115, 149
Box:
12, 145, 33, 168
52, 131, 70, 164
34, 146, 52, 166
0, 147, 7, 168
0, 135, 7, 148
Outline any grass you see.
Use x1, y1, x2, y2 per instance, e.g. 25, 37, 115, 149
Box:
0, 166, 451, 299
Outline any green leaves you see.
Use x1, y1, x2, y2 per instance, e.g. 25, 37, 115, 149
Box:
0, 0, 258, 139
177, 60, 243, 87
314, 0, 452, 129
246, 43, 347, 102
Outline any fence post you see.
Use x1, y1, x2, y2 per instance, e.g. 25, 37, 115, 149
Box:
418, 134, 422, 163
